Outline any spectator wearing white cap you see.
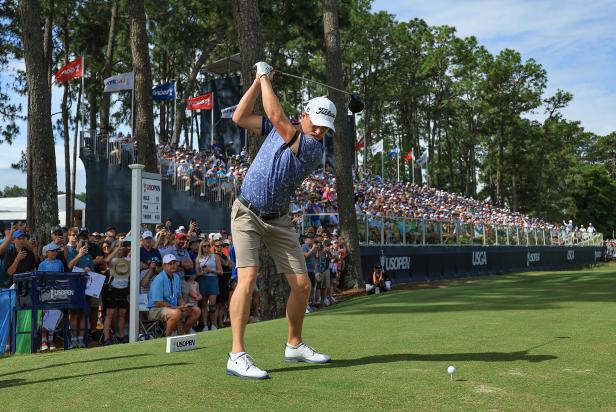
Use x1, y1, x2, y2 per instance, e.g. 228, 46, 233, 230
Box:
148, 254, 201, 336
140, 230, 161, 270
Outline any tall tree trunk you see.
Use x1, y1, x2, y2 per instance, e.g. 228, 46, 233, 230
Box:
42, 0, 53, 92
172, 50, 210, 145
159, 51, 168, 144
88, 83, 97, 133
100, 0, 119, 135
232, 0, 266, 160
20, 0, 59, 246
324, 0, 363, 288
61, 10, 72, 227
127, 0, 157, 171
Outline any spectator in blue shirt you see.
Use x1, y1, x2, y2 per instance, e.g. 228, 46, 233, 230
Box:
38, 243, 65, 272
148, 254, 201, 336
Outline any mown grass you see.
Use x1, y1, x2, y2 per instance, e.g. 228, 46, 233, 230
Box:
1, 263, 615, 411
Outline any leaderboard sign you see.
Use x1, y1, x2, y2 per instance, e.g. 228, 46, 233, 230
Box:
142, 172, 162, 224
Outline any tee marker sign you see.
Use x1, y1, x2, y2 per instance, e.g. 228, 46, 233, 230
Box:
166, 334, 197, 353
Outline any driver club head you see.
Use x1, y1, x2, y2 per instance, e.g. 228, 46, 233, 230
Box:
349, 93, 365, 114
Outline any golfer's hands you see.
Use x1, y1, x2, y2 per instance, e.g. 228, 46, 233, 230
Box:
254, 61, 274, 80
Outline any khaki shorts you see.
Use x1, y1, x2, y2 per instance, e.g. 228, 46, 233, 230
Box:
316, 269, 331, 289
148, 307, 187, 322
231, 199, 307, 274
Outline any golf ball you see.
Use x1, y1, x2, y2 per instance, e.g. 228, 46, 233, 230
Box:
447, 365, 456, 374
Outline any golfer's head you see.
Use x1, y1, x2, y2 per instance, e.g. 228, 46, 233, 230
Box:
302, 96, 336, 139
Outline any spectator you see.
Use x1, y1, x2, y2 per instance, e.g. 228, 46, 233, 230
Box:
148, 254, 201, 336
37, 243, 64, 351
140, 230, 161, 270
102, 240, 131, 345
315, 240, 331, 307
2, 229, 37, 283
195, 240, 222, 330
367, 263, 388, 294
42, 225, 68, 270
67, 227, 103, 349
215, 239, 233, 329
159, 232, 194, 276
301, 235, 318, 311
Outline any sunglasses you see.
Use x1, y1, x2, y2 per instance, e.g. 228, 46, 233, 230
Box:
215, 244, 222, 247
53, 231, 64, 236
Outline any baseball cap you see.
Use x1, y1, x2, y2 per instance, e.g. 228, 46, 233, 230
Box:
78, 227, 89, 236
162, 254, 177, 264
305, 96, 336, 132
46, 242, 62, 252
142, 230, 153, 239
12, 230, 26, 240
175, 232, 187, 239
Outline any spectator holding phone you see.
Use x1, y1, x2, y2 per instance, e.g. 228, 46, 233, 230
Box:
102, 239, 132, 345
1, 226, 37, 286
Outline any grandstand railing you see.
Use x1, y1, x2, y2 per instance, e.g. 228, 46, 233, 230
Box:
80, 130, 604, 244
80, 130, 238, 208
302, 213, 604, 247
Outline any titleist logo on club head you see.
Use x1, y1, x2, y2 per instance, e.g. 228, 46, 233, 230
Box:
316, 107, 335, 118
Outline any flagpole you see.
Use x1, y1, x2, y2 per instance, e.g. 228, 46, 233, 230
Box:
131, 74, 135, 137
412, 151, 415, 184
381, 151, 384, 179
396, 135, 400, 182
210, 92, 214, 147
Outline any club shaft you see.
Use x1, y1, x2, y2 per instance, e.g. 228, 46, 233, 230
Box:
276, 70, 351, 96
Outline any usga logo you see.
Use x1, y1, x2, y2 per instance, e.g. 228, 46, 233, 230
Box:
566, 250, 575, 261
380, 255, 411, 271
527, 252, 541, 266
594, 251, 602, 260
472, 251, 487, 266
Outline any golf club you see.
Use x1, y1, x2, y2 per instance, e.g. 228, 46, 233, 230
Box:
275, 70, 365, 114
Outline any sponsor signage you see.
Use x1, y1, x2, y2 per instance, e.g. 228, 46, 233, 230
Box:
142, 172, 162, 224
166, 334, 197, 353
566, 250, 575, 261
472, 251, 487, 266
380, 255, 411, 271
527, 252, 541, 266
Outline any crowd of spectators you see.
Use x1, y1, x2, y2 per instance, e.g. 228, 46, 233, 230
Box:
0, 220, 247, 352
605, 239, 616, 260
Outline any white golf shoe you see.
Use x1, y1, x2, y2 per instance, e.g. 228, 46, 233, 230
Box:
284, 342, 331, 364
226, 353, 269, 380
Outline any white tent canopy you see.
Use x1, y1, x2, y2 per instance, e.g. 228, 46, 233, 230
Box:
0, 195, 86, 226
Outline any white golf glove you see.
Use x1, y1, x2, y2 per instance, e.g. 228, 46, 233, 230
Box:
254, 61, 272, 79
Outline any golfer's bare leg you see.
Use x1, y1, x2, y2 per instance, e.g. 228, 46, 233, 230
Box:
230, 266, 258, 353
285, 273, 311, 346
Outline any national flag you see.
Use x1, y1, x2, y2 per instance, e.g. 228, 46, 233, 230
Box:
221, 104, 237, 119
415, 150, 429, 166
388, 145, 400, 158
186, 93, 213, 110
370, 139, 384, 156
403, 148, 414, 163
54, 57, 83, 83
152, 82, 175, 101
104, 72, 134, 93
354, 136, 365, 151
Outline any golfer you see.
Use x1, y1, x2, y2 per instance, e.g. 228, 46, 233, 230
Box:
226, 61, 335, 379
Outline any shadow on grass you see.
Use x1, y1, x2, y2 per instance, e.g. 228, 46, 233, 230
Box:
268, 350, 557, 374
0, 353, 151, 378
325, 270, 616, 315
0, 362, 191, 389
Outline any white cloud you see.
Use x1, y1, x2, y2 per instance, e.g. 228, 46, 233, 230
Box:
372, 0, 616, 134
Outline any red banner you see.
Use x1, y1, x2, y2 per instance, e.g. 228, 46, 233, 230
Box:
403, 148, 414, 163
186, 93, 213, 110
54, 57, 83, 83
354, 136, 365, 151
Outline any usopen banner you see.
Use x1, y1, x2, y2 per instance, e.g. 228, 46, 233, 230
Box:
152, 82, 176, 101
104, 72, 134, 93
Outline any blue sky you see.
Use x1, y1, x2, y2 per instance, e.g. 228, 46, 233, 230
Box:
1, 0, 615, 193
372, 0, 616, 135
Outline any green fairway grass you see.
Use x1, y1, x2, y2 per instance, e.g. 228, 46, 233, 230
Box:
1, 263, 615, 411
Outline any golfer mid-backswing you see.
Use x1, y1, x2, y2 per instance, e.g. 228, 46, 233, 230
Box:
226, 62, 336, 379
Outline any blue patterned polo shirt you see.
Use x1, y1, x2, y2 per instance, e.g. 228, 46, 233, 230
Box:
240, 118, 323, 214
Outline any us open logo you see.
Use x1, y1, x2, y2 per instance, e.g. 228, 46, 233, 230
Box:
527, 252, 541, 267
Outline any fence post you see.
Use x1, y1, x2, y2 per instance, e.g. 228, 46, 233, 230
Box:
421, 219, 426, 245
380, 216, 384, 245
402, 219, 406, 245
